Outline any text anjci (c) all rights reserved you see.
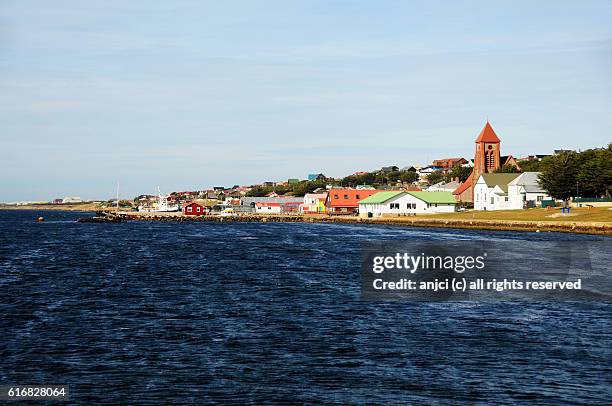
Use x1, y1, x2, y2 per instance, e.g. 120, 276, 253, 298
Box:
372, 278, 582, 292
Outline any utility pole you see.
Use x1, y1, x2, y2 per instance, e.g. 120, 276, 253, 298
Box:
576, 181, 579, 198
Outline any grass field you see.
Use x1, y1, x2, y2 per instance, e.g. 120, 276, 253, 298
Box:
420, 207, 612, 223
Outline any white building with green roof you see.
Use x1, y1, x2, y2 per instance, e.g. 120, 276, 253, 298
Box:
358, 191, 457, 217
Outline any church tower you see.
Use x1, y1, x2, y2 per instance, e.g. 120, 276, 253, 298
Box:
472, 121, 501, 180
453, 121, 502, 203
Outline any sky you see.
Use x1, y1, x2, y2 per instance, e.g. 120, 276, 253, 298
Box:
1, 0, 611, 201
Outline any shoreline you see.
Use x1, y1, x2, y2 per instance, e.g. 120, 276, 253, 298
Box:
3, 207, 610, 235
111, 211, 612, 236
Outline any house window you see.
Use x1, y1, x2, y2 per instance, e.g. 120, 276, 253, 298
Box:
490, 197, 494, 204
187, 207, 192, 212
537, 196, 543, 202
504, 197, 508, 202
344, 194, 349, 199
334, 194, 339, 199
196, 207, 201, 212
390, 203, 399, 209
356, 195, 360, 199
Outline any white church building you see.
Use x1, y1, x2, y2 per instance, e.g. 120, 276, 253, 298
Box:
474, 172, 551, 211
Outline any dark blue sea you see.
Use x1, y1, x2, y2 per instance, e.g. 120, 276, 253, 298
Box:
0, 210, 610, 405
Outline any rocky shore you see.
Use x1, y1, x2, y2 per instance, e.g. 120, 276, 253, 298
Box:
96, 211, 612, 236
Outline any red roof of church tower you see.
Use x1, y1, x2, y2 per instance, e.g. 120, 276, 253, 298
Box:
475, 121, 501, 143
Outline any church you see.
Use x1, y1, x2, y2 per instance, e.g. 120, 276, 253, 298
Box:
453, 122, 515, 203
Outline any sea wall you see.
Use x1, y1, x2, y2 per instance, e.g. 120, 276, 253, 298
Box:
105, 211, 612, 236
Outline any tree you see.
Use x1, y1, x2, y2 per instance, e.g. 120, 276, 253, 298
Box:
445, 166, 472, 183
538, 152, 581, 200
291, 179, 328, 196
576, 148, 612, 197
494, 164, 521, 173
246, 186, 273, 197
539, 147, 612, 199
517, 159, 541, 172
426, 170, 445, 185
400, 170, 419, 183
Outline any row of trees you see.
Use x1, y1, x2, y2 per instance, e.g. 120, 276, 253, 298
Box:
339, 170, 419, 188
426, 165, 472, 186
539, 145, 611, 199
246, 169, 421, 197
245, 179, 329, 197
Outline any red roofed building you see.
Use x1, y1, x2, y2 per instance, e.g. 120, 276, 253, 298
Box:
255, 202, 281, 214
454, 121, 502, 203
325, 188, 378, 215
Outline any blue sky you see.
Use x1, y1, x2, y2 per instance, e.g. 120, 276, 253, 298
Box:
1, 1, 611, 201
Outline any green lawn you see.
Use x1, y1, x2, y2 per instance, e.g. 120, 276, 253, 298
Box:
419, 207, 612, 223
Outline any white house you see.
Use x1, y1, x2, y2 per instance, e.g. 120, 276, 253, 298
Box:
254, 202, 281, 214
474, 172, 551, 211
507, 172, 551, 209
300, 193, 327, 213
358, 191, 457, 217
474, 173, 520, 210
417, 166, 443, 182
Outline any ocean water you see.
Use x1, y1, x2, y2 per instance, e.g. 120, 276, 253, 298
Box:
0, 210, 610, 404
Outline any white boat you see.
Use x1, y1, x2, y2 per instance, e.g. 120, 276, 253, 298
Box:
138, 187, 179, 212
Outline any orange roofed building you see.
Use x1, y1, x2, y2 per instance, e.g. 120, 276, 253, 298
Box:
325, 188, 378, 215
454, 122, 502, 203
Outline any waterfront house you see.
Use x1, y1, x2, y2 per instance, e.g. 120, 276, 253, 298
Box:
300, 193, 328, 214
325, 188, 378, 215
473, 173, 521, 211
182, 202, 208, 216
239, 196, 304, 213
507, 172, 551, 209
255, 202, 282, 214
358, 191, 457, 217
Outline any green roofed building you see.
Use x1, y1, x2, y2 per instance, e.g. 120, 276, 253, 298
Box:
405, 191, 458, 204
358, 191, 457, 218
